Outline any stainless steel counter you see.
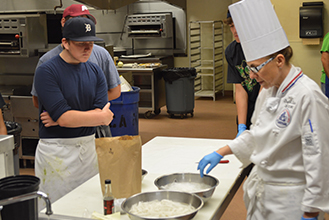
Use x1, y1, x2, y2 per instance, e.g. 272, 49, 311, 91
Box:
0, 135, 15, 178
1, 94, 39, 168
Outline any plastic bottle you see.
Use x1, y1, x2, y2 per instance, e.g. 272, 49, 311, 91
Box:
103, 179, 114, 215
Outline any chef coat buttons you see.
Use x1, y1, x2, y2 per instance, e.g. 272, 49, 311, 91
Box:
260, 160, 268, 166
272, 129, 280, 137
265, 97, 280, 113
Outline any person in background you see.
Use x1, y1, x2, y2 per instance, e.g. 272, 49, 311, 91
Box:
34, 17, 113, 207
31, 4, 121, 137
198, 0, 329, 219
224, 9, 259, 177
320, 32, 329, 98
224, 10, 260, 138
0, 93, 7, 135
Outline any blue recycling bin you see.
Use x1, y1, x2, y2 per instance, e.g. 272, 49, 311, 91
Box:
109, 86, 140, 137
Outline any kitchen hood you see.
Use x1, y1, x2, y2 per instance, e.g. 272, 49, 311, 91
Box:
75, 0, 186, 10
74, 0, 138, 10
162, 0, 186, 10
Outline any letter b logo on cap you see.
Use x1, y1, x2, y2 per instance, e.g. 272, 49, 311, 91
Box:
85, 23, 92, 32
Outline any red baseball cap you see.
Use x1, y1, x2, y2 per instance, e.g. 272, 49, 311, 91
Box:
63, 4, 97, 24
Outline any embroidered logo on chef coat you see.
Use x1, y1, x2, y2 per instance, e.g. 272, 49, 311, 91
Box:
283, 96, 296, 109
85, 23, 91, 32
304, 134, 314, 146
276, 109, 291, 128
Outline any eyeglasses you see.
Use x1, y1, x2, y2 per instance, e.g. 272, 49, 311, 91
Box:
246, 57, 275, 73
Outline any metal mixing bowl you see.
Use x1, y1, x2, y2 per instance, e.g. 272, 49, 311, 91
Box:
154, 173, 219, 202
121, 191, 203, 220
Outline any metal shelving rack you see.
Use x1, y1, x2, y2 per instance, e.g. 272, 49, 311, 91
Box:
189, 20, 224, 101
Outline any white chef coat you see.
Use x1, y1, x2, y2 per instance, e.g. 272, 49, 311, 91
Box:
229, 65, 329, 219
35, 134, 99, 211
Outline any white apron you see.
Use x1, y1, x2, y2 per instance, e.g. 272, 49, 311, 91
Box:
35, 135, 99, 210
244, 167, 325, 220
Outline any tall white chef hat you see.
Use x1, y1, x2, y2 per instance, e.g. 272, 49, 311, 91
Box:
228, 0, 289, 62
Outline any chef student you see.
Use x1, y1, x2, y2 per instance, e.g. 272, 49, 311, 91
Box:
34, 17, 113, 208
197, 0, 329, 219
224, 10, 261, 138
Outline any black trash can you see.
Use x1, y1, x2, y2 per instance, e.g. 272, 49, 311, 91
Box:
0, 175, 40, 220
5, 121, 22, 175
162, 68, 197, 118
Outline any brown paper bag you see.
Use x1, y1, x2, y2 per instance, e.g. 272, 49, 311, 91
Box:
95, 135, 142, 199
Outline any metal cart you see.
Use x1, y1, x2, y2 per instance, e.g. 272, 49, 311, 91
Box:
189, 20, 225, 101
117, 66, 166, 119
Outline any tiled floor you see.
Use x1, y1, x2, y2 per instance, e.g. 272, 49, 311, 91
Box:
19, 168, 35, 176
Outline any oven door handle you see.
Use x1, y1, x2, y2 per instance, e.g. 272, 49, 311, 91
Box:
0, 41, 17, 46
130, 30, 160, 34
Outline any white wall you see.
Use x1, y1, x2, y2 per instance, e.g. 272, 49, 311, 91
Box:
174, 0, 234, 90
177, 0, 328, 91
273, 0, 328, 85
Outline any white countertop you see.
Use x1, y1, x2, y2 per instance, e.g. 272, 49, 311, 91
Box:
45, 136, 243, 219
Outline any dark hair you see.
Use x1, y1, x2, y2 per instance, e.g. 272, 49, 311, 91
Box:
268, 46, 293, 64
64, 15, 90, 22
64, 16, 71, 22
223, 17, 233, 25
61, 39, 71, 50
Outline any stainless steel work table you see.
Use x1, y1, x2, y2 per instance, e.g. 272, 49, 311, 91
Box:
45, 136, 246, 219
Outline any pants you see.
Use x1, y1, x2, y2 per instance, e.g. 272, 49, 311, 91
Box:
321, 82, 326, 95
325, 76, 329, 98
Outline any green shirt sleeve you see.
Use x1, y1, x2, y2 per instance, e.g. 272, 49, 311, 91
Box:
321, 32, 329, 53
320, 32, 329, 83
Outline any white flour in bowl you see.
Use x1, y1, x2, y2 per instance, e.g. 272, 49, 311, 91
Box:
129, 199, 195, 217
163, 182, 211, 193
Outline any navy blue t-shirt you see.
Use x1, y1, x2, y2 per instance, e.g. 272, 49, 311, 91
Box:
35, 55, 108, 138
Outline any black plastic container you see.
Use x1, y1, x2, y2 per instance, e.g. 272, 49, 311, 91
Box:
0, 175, 40, 220
162, 68, 196, 118
5, 121, 22, 174
5, 121, 22, 150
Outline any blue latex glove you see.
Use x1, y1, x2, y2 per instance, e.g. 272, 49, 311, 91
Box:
197, 152, 223, 178
236, 124, 247, 138
301, 216, 318, 220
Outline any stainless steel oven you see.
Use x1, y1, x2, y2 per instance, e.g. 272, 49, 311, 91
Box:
125, 13, 175, 56
0, 14, 48, 168
0, 14, 47, 57
127, 13, 173, 38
